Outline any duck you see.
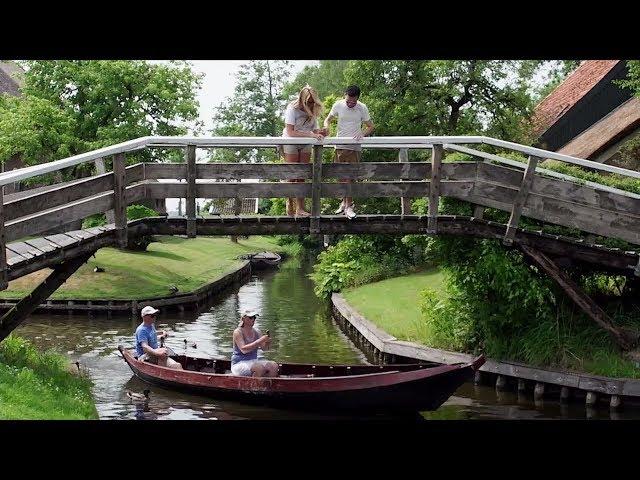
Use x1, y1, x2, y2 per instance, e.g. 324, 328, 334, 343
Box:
94, 266, 105, 273
168, 285, 179, 294
127, 389, 151, 402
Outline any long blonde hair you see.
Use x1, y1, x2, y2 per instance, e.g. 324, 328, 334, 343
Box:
290, 85, 323, 124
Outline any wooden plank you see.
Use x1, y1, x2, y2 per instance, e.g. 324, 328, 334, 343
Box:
504, 155, 540, 245
84, 227, 108, 236
310, 146, 323, 233
44, 233, 81, 248
399, 149, 411, 215
521, 245, 638, 350
24, 237, 57, 253
65, 230, 96, 240
113, 153, 127, 248
125, 163, 145, 184
4, 247, 27, 267
146, 161, 482, 182
6, 244, 34, 260
186, 145, 196, 238
6, 241, 46, 258
0, 188, 6, 289
198, 163, 312, 180
473, 205, 484, 219
4, 192, 114, 242
3, 173, 114, 222
478, 162, 640, 215
428, 144, 443, 233
469, 182, 640, 246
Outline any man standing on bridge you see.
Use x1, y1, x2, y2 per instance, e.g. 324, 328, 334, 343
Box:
323, 85, 375, 219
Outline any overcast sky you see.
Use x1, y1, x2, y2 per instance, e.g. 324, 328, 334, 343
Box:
189, 60, 318, 132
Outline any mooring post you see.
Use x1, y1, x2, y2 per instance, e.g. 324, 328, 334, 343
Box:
310, 145, 323, 235
496, 375, 508, 391
427, 144, 443, 234
517, 379, 527, 393
610, 394, 621, 410
113, 153, 128, 249
586, 391, 598, 407
185, 145, 197, 238
560, 386, 571, 403
534, 382, 545, 400
474, 370, 482, 385
399, 148, 411, 215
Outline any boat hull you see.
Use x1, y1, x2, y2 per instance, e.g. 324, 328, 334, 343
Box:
119, 348, 484, 413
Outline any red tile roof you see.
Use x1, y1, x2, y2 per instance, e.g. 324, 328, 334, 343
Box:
532, 60, 620, 136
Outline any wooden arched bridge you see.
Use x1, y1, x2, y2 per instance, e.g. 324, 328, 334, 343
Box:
1, 135, 640, 348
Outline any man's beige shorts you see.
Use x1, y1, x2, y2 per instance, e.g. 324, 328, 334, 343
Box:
335, 149, 362, 163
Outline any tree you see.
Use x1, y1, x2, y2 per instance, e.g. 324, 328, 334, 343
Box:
0, 60, 203, 178
343, 60, 564, 152
211, 61, 292, 163
282, 60, 349, 100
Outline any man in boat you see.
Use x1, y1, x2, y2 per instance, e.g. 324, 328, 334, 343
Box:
135, 305, 183, 370
231, 310, 279, 377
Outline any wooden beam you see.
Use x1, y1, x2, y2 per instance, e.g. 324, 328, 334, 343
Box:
0, 252, 94, 342
520, 245, 638, 351
113, 153, 127, 248
186, 145, 196, 238
399, 149, 411, 215
503, 155, 539, 245
310, 146, 323, 234
0, 188, 7, 291
427, 144, 443, 233
473, 205, 485, 219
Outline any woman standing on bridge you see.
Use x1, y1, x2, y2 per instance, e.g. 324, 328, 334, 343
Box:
281, 85, 326, 217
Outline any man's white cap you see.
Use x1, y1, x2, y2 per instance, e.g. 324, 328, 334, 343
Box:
242, 310, 259, 318
141, 306, 160, 318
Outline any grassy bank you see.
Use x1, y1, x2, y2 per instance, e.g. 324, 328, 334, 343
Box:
341, 268, 446, 344
342, 268, 640, 379
0, 235, 299, 300
0, 336, 98, 419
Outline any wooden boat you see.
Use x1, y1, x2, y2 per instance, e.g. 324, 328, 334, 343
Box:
118, 346, 485, 413
249, 251, 281, 270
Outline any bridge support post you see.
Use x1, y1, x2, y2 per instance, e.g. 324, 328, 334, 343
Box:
399, 148, 411, 215
310, 145, 323, 235
186, 145, 197, 238
113, 153, 128, 249
0, 252, 94, 343
503, 155, 540, 246
0, 187, 7, 291
427, 144, 443, 234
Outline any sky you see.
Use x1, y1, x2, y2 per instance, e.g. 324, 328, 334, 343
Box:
189, 60, 318, 132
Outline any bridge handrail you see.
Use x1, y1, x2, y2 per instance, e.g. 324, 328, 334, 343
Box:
1, 135, 639, 187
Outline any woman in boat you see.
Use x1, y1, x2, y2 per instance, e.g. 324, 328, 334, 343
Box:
231, 310, 278, 377
281, 85, 326, 217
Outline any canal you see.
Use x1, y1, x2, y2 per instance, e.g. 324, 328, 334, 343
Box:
12, 256, 638, 420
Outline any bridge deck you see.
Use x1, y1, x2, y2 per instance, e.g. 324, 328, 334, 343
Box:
3, 216, 639, 284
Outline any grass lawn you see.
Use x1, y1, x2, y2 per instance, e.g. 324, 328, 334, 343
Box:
0, 235, 298, 300
0, 336, 98, 419
341, 268, 446, 344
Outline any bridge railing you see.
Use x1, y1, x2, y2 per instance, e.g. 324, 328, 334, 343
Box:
1, 135, 640, 288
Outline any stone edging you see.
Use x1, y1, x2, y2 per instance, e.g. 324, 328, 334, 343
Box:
0, 261, 252, 315
331, 292, 640, 407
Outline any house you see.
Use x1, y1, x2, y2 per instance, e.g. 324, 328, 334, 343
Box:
532, 60, 640, 167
